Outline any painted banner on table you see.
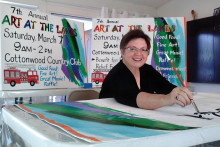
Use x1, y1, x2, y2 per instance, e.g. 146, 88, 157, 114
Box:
0, 4, 87, 90
90, 18, 186, 87
16, 102, 194, 143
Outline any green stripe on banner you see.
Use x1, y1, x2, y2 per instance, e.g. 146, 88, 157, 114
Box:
21, 102, 196, 131
62, 19, 87, 76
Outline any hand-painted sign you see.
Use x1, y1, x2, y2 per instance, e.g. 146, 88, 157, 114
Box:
90, 18, 186, 87
0, 4, 87, 90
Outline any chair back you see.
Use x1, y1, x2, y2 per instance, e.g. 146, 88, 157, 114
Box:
67, 90, 99, 102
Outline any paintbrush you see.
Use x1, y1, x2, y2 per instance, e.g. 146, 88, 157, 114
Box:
165, 53, 201, 116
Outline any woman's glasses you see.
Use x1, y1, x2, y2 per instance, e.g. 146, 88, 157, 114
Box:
125, 47, 150, 54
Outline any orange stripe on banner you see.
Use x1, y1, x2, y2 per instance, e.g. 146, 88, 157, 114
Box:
17, 104, 101, 142
184, 17, 187, 87
83, 23, 89, 83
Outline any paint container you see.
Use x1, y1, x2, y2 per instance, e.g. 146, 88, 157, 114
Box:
84, 83, 92, 89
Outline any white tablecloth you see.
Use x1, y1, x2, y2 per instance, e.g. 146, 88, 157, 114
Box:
1, 92, 220, 147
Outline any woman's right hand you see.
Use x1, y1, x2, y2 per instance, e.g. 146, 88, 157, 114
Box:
167, 87, 193, 107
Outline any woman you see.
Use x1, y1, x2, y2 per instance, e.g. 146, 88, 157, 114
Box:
99, 29, 193, 110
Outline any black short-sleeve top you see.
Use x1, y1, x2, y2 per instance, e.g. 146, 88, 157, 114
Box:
99, 60, 176, 107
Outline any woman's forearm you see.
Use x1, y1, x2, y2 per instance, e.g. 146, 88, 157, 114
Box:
136, 92, 174, 110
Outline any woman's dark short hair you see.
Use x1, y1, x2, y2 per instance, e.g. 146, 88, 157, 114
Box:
120, 29, 151, 50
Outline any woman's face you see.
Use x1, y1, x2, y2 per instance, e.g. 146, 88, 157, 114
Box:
121, 38, 149, 70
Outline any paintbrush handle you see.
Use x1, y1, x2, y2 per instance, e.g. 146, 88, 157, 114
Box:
165, 53, 185, 87
165, 53, 200, 113
191, 100, 200, 113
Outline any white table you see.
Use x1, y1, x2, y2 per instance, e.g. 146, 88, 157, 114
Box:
1, 92, 220, 147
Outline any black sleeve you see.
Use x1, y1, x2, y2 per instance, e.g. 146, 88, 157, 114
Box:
99, 63, 176, 108
99, 72, 139, 107
99, 63, 139, 107
149, 66, 176, 94
99, 76, 115, 99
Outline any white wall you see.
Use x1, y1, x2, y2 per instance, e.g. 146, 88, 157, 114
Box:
6, 0, 219, 20
157, 0, 220, 21
1, 0, 157, 18
0, 0, 47, 11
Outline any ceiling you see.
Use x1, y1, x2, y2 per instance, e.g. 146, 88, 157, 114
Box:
116, 0, 173, 8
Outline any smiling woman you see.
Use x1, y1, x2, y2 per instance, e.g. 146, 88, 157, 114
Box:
99, 29, 193, 110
